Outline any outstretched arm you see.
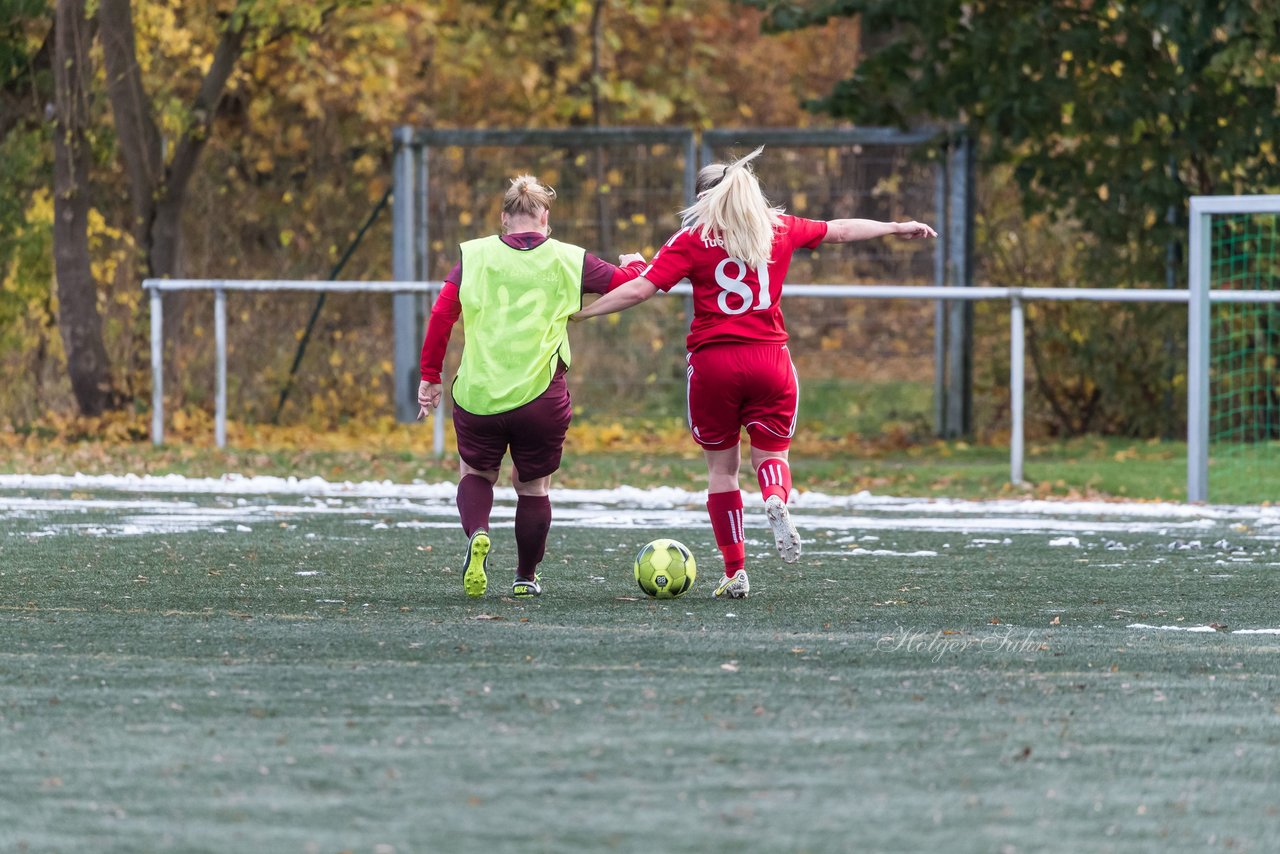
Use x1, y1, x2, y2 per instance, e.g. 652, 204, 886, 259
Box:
582, 252, 648, 294
823, 219, 937, 243
572, 275, 660, 320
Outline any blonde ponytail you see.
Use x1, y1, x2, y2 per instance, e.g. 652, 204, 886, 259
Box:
503, 175, 556, 221
679, 146, 783, 269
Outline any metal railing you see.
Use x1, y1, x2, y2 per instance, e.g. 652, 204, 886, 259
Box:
143, 278, 1280, 494
145, 279, 440, 452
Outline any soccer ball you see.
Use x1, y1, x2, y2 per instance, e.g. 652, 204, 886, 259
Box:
634, 538, 697, 599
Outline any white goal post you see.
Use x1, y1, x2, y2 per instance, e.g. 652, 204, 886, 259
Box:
1187, 194, 1280, 503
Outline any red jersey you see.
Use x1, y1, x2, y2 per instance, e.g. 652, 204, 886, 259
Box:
642, 214, 828, 352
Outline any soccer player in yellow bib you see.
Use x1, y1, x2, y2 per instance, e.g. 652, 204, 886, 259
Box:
417, 175, 645, 598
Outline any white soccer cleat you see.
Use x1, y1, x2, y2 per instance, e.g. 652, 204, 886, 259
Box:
765, 495, 801, 563
713, 570, 750, 599
510, 575, 542, 598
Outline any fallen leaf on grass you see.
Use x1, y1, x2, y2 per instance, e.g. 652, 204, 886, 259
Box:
1050, 616, 1061, 626
469, 614, 503, 621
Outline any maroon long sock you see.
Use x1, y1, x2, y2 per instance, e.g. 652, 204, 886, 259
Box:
456, 474, 494, 537
514, 494, 552, 580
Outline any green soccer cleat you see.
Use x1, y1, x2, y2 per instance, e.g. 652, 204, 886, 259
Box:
712, 570, 750, 599
463, 530, 490, 597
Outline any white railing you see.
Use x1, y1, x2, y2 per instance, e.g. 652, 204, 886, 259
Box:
144, 280, 441, 452
143, 279, 1280, 494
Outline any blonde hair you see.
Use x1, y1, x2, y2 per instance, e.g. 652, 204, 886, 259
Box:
680, 146, 783, 269
502, 174, 556, 227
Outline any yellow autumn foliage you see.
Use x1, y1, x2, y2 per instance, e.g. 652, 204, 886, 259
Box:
0, 0, 879, 440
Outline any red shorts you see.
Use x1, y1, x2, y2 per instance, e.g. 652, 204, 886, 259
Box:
685, 342, 798, 452
452, 372, 572, 480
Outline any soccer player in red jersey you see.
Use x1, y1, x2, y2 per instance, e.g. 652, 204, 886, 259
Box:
573, 147, 936, 599
418, 175, 646, 598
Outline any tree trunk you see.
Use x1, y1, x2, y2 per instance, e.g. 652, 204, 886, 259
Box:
98, 0, 249, 386
99, 0, 250, 282
52, 0, 116, 416
97, 0, 163, 261
98, 0, 184, 350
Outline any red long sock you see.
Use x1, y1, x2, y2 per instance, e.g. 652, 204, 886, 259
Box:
456, 474, 493, 537
756, 458, 792, 504
706, 490, 746, 577
514, 494, 552, 580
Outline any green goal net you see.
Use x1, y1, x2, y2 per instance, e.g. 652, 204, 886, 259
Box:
1190, 198, 1280, 504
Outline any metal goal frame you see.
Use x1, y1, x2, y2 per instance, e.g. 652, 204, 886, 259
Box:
1186, 194, 1280, 502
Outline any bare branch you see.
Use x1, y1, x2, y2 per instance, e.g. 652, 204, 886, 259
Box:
161, 14, 250, 222
97, 0, 164, 243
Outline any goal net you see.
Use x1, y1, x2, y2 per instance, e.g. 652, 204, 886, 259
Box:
1188, 195, 1280, 504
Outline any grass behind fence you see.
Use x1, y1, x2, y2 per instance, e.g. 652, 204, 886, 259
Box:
3, 416, 1259, 503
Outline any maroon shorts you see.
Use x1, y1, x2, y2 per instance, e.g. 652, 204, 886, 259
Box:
686, 342, 798, 452
452, 372, 572, 481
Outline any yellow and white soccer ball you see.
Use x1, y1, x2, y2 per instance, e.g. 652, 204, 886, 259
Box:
633, 538, 697, 599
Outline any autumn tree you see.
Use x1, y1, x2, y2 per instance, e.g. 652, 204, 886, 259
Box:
98, 0, 247, 290
2, 2, 60, 417
751, 0, 1280, 253
29, 1, 363, 417
6, 1, 866, 427
748, 0, 1280, 435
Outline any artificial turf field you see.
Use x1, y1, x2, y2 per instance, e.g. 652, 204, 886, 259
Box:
1, 476, 1277, 853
